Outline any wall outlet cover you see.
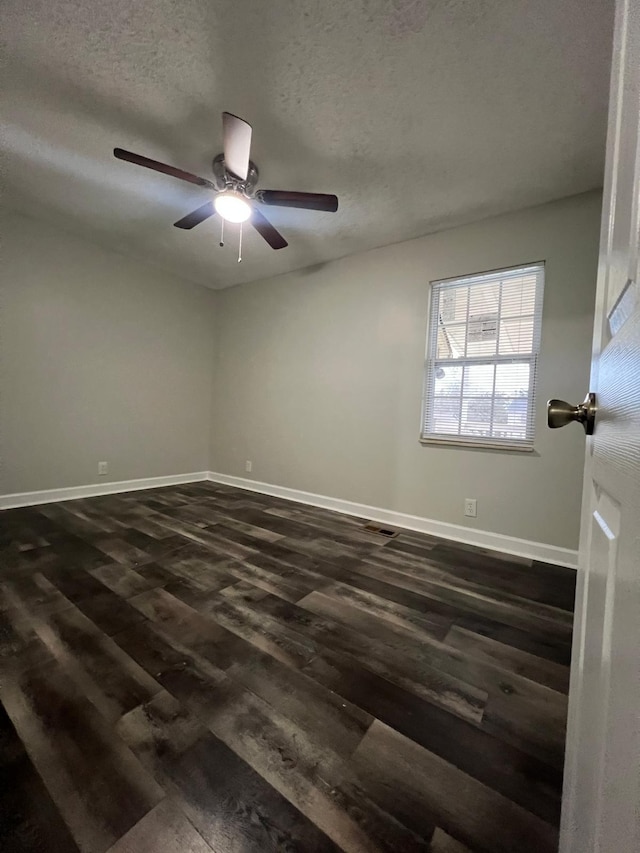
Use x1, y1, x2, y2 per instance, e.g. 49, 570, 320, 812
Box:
98, 461, 108, 476
245, 460, 252, 473
464, 498, 477, 518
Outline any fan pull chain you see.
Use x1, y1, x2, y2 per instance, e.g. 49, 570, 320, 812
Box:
238, 221, 243, 263
219, 218, 224, 247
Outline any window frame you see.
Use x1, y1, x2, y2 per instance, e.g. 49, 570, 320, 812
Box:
420, 262, 545, 452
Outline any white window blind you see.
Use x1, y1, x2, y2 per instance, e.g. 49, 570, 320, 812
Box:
421, 263, 545, 450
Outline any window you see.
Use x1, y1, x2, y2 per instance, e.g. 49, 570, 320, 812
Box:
421, 263, 545, 450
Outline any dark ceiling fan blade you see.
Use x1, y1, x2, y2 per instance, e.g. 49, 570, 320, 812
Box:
174, 201, 216, 229
113, 148, 215, 189
222, 112, 252, 181
256, 190, 338, 213
251, 207, 288, 250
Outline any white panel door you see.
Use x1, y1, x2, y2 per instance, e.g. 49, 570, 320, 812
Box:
559, 1, 640, 851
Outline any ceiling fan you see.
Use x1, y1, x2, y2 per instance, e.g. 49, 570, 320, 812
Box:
114, 112, 339, 257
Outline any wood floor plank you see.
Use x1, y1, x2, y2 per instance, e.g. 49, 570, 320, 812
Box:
79, 591, 149, 636
192, 595, 320, 669
42, 565, 148, 636
263, 546, 572, 663
225, 645, 373, 757
236, 548, 336, 591
444, 624, 571, 694
61, 499, 131, 535
127, 587, 248, 671
196, 675, 408, 853
3, 572, 74, 617
278, 585, 568, 712
282, 534, 370, 562
482, 685, 569, 770
363, 549, 574, 629
41, 564, 111, 600
455, 613, 572, 665
148, 504, 212, 529
228, 557, 323, 602
430, 827, 475, 852
126, 515, 179, 540
213, 516, 286, 543
297, 590, 487, 724
36, 502, 115, 537
0, 703, 81, 853
88, 534, 155, 568
0, 662, 164, 853
90, 562, 159, 598
263, 505, 390, 546
0, 543, 62, 578
317, 580, 452, 640
132, 560, 177, 587
352, 721, 559, 853
132, 510, 210, 540
244, 511, 385, 554
250, 592, 568, 737
219, 579, 271, 602
167, 730, 343, 852
155, 544, 239, 589
261, 500, 370, 528
0, 508, 55, 549
248, 538, 364, 578
116, 691, 207, 782
354, 557, 572, 640
364, 539, 547, 607
34, 602, 163, 723
302, 649, 562, 825
162, 574, 236, 607
427, 544, 576, 612
1, 584, 56, 674
121, 530, 186, 561
155, 516, 260, 560
254, 591, 569, 772
105, 799, 213, 853
119, 690, 345, 852
321, 779, 433, 853
122, 664, 408, 852
36, 527, 116, 571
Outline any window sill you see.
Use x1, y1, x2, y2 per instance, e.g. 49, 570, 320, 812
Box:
419, 436, 534, 452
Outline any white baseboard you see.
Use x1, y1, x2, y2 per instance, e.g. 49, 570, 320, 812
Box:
207, 471, 579, 569
0, 472, 209, 510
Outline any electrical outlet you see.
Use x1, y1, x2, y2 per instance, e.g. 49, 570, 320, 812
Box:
464, 498, 477, 518
98, 461, 108, 476
245, 460, 252, 473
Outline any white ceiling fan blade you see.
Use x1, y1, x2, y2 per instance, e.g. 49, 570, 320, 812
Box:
222, 112, 252, 180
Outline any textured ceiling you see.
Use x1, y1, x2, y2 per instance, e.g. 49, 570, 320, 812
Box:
1, 0, 613, 289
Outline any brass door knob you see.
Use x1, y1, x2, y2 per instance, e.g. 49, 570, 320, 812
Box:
547, 393, 597, 435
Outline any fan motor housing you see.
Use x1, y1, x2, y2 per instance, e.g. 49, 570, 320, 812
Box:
212, 153, 259, 195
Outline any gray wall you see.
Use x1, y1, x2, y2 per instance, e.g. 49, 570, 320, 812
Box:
1, 193, 600, 550
211, 192, 601, 550
1, 209, 216, 494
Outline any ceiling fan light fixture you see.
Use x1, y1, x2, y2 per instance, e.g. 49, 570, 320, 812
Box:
113, 111, 337, 252
214, 191, 251, 223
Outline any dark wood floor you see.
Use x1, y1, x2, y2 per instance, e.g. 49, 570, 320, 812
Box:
0, 482, 576, 853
